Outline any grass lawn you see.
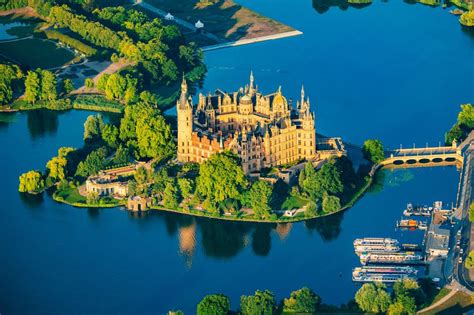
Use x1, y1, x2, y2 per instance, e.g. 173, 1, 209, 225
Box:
146, 0, 294, 41
0, 37, 75, 69
421, 291, 474, 315
55, 187, 87, 204
281, 195, 307, 210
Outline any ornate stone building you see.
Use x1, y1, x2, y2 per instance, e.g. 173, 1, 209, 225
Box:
177, 72, 317, 173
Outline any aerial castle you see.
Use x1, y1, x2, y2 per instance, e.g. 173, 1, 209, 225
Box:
177, 72, 317, 173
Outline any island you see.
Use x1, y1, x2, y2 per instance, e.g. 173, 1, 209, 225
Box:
17, 73, 382, 223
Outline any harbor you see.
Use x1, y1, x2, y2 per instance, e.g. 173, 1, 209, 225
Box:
352, 201, 457, 284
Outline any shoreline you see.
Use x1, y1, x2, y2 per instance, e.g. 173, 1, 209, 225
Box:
201, 30, 303, 52
49, 169, 375, 224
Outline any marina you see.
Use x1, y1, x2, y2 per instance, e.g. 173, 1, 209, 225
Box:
352, 200, 453, 284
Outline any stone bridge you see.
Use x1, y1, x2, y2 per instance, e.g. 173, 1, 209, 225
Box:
380, 132, 474, 169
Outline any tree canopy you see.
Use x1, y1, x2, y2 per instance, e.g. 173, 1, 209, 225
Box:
248, 180, 273, 219
18, 170, 44, 193
196, 151, 247, 209
355, 283, 391, 313
240, 289, 276, 315
283, 287, 321, 313
362, 139, 385, 164
197, 294, 230, 315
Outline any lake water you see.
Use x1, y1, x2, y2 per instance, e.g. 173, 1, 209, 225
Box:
0, 0, 473, 314
0, 16, 75, 69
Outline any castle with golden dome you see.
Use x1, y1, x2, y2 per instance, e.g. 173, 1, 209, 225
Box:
177, 72, 318, 173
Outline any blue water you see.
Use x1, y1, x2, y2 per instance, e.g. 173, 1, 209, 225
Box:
0, 0, 473, 314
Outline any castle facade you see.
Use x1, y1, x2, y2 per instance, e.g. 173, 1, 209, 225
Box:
177, 73, 317, 173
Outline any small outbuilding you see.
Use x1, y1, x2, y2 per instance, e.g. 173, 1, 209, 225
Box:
127, 196, 151, 212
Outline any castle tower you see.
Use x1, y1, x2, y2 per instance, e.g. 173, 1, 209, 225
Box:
177, 77, 193, 162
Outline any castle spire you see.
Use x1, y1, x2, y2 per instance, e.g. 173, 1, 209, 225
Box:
300, 85, 305, 107
250, 70, 254, 88
178, 75, 190, 110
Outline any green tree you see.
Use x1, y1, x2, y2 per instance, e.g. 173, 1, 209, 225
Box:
465, 251, 474, 268
46, 156, 68, 181
283, 287, 321, 313
101, 124, 119, 148
87, 191, 99, 204
84, 77, 94, 88
105, 73, 127, 101
63, 78, 74, 94
355, 283, 391, 313
0, 63, 23, 105
362, 139, 385, 164
97, 74, 109, 91
18, 170, 44, 193
197, 294, 230, 315
178, 177, 194, 199
163, 182, 179, 209
134, 166, 152, 195
83, 114, 104, 140
240, 289, 276, 315
196, 151, 247, 210
119, 102, 174, 159
75, 147, 108, 177
40, 70, 57, 101
249, 180, 272, 219
113, 145, 130, 164
299, 159, 343, 200
24, 70, 40, 103
322, 192, 341, 213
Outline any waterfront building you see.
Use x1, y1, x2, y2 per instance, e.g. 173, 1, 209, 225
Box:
425, 224, 450, 258
177, 73, 320, 173
127, 196, 151, 212
85, 174, 128, 198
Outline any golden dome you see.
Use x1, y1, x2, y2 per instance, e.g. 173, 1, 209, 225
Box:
240, 94, 252, 105
272, 87, 287, 108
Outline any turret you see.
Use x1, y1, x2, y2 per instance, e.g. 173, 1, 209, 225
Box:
177, 77, 193, 162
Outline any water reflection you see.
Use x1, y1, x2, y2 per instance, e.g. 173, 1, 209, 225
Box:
19, 192, 44, 208
129, 210, 347, 261
312, 0, 372, 14
275, 223, 293, 241
252, 224, 273, 256
27, 110, 59, 139
305, 211, 345, 241
0, 113, 16, 131
200, 219, 251, 258
179, 221, 196, 267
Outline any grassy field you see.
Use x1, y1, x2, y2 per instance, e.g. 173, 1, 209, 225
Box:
0, 37, 75, 69
281, 195, 307, 210
54, 187, 87, 204
146, 0, 294, 41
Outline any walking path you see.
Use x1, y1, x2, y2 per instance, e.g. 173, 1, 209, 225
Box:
417, 287, 458, 314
